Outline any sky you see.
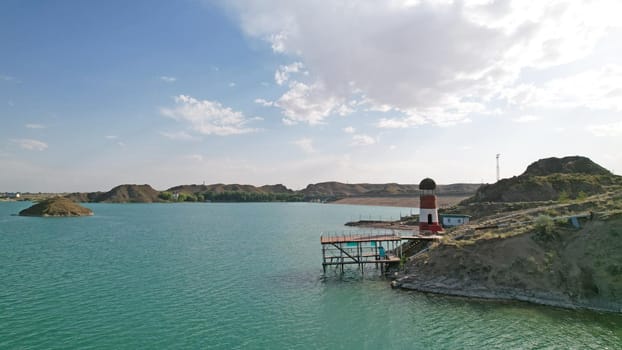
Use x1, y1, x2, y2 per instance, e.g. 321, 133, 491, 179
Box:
1, 0, 622, 192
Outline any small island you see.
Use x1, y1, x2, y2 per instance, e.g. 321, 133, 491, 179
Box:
19, 197, 93, 217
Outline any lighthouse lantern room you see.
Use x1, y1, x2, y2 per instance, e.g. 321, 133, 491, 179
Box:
419, 177, 443, 233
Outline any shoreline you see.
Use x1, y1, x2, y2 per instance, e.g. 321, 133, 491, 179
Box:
394, 276, 622, 314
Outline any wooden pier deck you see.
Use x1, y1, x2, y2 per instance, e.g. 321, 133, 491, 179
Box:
320, 233, 441, 274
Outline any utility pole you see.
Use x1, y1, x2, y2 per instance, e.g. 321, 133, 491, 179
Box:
496, 154, 500, 182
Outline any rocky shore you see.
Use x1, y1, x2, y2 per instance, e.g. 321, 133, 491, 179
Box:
392, 201, 622, 313
394, 275, 622, 313
385, 157, 622, 313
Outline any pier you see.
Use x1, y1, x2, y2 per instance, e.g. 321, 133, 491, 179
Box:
320, 233, 441, 274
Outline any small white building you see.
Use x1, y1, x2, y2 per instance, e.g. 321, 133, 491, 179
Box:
441, 214, 471, 228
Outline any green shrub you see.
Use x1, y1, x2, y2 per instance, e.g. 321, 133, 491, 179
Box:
558, 190, 570, 203
158, 191, 173, 201
535, 214, 555, 235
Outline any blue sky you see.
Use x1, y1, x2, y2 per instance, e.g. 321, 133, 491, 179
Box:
2, 0, 622, 192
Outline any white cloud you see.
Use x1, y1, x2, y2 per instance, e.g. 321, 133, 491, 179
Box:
269, 32, 288, 53
277, 81, 345, 125
512, 115, 540, 123
105, 135, 118, 139
12, 139, 48, 151
343, 126, 355, 134
293, 137, 315, 153
588, 121, 622, 137
377, 101, 478, 128
0, 75, 15, 81
160, 76, 177, 83
503, 65, 622, 111
161, 95, 257, 136
254, 98, 274, 107
275, 62, 303, 85
25, 123, 45, 129
228, 82, 236, 87
378, 114, 427, 128
351, 134, 376, 146
160, 131, 198, 141
225, 0, 622, 125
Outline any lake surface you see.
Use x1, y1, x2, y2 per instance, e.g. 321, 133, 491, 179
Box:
1, 202, 621, 349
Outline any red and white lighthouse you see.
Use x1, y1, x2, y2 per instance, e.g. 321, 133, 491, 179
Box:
419, 178, 443, 233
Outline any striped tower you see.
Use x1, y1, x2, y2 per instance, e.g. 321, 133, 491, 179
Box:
419, 178, 443, 233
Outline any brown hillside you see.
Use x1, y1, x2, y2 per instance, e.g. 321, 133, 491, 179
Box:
19, 197, 93, 217
166, 183, 294, 195
97, 184, 161, 203
464, 156, 620, 205
65, 191, 104, 202
258, 184, 294, 194
397, 181, 622, 312
523, 156, 611, 177
400, 212, 622, 312
301, 182, 480, 200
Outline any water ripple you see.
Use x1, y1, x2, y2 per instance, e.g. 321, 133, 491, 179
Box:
1, 202, 621, 349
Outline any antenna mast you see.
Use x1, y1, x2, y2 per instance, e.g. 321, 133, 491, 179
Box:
496, 154, 500, 182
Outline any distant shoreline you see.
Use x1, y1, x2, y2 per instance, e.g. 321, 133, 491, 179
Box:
331, 195, 468, 208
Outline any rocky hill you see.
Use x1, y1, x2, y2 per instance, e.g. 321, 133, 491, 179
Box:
398, 190, 622, 312
395, 155, 622, 312
464, 156, 619, 205
523, 156, 611, 176
66, 184, 161, 203
98, 184, 161, 203
65, 191, 104, 203
166, 183, 294, 195
19, 197, 93, 217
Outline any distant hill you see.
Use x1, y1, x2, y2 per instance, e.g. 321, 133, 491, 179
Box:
166, 183, 294, 195
66, 184, 161, 203
300, 182, 480, 201
98, 184, 161, 203
65, 191, 104, 203
63, 181, 481, 204
162, 183, 300, 202
464, 156, 620, 204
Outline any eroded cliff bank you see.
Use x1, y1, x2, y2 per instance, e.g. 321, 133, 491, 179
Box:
397, 196, 622, 312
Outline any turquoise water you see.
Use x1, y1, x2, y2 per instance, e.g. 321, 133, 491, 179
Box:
1, 202, 621, 349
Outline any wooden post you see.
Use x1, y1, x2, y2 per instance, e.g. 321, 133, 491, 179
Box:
340, 243, 344, 273
322, 243, 326, 274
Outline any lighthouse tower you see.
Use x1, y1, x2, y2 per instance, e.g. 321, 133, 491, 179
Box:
419, 178, 443, 233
